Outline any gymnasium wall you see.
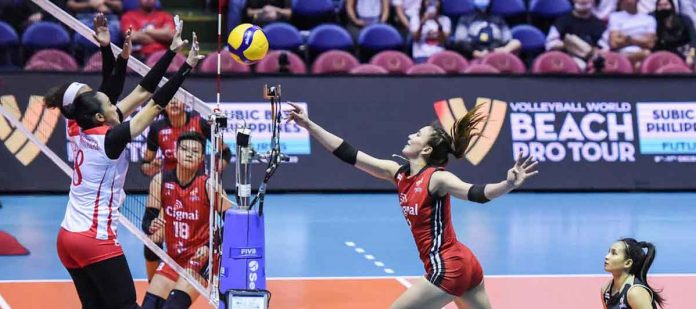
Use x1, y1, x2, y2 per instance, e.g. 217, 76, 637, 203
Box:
1, 72, 694, 192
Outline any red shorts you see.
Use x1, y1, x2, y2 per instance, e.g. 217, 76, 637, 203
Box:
154, 255, 208, 282
424, 243, 484, 296
56, 228, 124, 269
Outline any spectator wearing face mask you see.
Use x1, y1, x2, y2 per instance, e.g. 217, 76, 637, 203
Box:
409, 0, 450, 63
453, 0, 521, 59
653, 0, 696, 65
546, 0, 607, 69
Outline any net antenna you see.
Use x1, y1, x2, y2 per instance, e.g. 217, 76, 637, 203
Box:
218, 85, 287, 308
238, 85, 288, 214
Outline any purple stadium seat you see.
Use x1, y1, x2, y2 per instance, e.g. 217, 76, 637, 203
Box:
532, 51, 581, 74
593, 51, 633, 74
490, 0, 526, 17
464, 63, 501, 73
256, 50, 307, 74
263, 22, 303, 52
21, 22, 70, 51
427, 51, 469, 74
511, 24, 546, 54
83, 52, 103, 72
655, 64, 692, 74
26, 49, 78, 71
146, 49, 188, 73
307, 24, 354, 57
0, 21, 18, 48
529, 0, 572, 18
311, 50, 359, 74
198, 50, 251, 73
442, 0, 474, 21
349, 64, 389, 74
25, 60, 65, 71
358, 24, 403, 61
406, 63, 447, 75
291, 0, 336, 29
481, 52, 526, 73
369, 50, 414, 74
639, 51, 688, 74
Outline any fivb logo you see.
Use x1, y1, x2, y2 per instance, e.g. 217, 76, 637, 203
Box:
433, 97, 508, 166
0, 95, 60, 165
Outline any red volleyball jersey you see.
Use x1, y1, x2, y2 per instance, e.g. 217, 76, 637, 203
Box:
395, 166, 460, 283
147, 112, 208, 171
160, 169, 211, 261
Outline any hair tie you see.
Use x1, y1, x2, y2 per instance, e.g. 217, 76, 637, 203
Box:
62, 82, 87, 107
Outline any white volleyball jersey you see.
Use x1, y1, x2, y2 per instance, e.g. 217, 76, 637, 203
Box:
61, 125, 129, 240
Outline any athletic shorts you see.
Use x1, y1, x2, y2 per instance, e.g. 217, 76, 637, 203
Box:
424, 242, 484, 296
155, 256, 209, 282
57, 228, 124, 269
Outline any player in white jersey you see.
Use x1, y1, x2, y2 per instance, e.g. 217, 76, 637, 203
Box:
46, 27, 205, 308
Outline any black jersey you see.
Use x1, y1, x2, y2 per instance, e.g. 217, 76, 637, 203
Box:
603, 276, 657, 309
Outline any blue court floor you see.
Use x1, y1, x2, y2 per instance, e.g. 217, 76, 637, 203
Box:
1, 192, 695, 281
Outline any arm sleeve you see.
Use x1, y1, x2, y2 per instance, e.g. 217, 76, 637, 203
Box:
101, 55, 128, 105
98, 45, 115, 92
146, 123, 160, 151
139, 49, 176, 93
104, 122, 132, 159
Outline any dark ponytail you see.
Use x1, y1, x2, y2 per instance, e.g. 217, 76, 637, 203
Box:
620, 238, 665, 307
426, 104, 486, 166
43, 82, 73, 119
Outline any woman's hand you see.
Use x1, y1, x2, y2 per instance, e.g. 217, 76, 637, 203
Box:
169, 15, 187, 52
506, 153, 539, 188
92, 13, 110, 47
285, 102, 311, 129
186, 32, 205, 67
120, 26, 132, 59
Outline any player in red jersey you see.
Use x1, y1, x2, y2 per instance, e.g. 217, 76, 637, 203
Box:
287, 103, 538, 309
139, 98, 232, 281
141, 132, 233, 309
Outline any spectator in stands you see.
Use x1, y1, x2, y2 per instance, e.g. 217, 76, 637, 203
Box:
120, 0, 174, 59
67, 0, 122, 15
392, 0, 421, 34
603, 0, 656, 65
653, 0, 696, 65
594, 0, 696, 20
546, 0, 607, 69
67, 0, 123, 37
453, 0, 521, 59
345, 0, 390, 40
410, 0, 450, 62
244, 0, 292, 27
0, 0, 45, 32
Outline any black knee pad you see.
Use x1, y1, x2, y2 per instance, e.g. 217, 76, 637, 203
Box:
162, 289, 192, 309
142, 292, 165, 309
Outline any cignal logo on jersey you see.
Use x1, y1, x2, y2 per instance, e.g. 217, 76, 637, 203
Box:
434, 97, 508, 166
0, 95, 60, 166
509, 101, 635, 163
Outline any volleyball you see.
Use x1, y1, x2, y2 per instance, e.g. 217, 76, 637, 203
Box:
227, 23, 269, 65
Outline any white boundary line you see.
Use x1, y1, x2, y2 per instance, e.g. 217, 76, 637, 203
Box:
0, 294, 10, 309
